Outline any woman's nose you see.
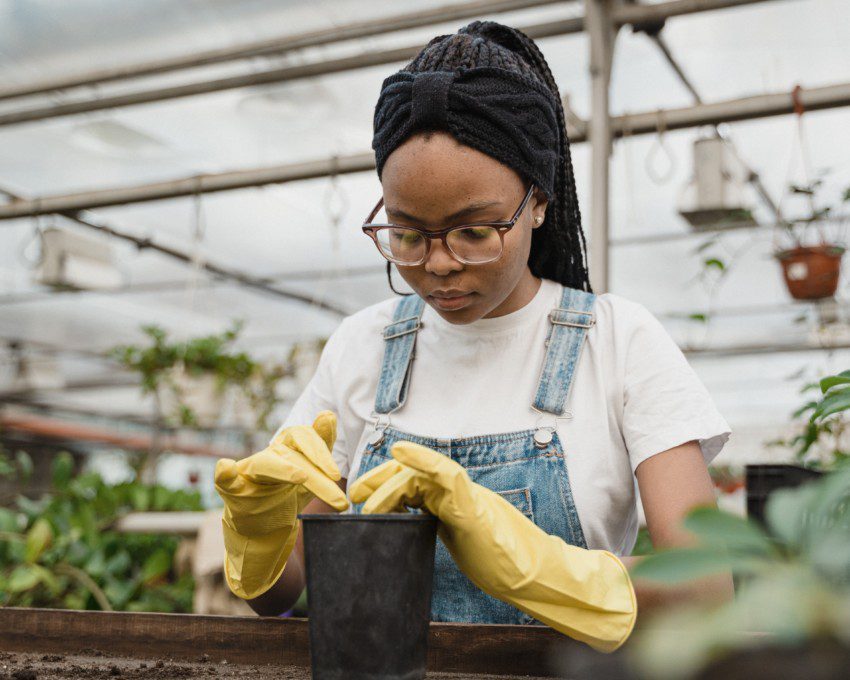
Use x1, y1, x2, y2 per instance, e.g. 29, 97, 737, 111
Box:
424, 239, 464, 276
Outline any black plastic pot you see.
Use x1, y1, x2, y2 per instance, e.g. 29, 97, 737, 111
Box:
745, 464, 823, 525
300, 513, 438, 680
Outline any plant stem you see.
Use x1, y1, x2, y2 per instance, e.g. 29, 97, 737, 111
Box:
54, 563, 113, 611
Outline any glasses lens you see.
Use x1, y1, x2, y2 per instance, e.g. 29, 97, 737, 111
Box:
374, 227, 427, 264
446, 226, 502, 263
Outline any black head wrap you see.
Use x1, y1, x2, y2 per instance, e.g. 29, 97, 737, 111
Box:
372, 66, 560, 200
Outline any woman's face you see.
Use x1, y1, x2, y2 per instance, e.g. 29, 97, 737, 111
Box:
380, 131, 548, 324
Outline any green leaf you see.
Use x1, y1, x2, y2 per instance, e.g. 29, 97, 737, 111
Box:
630, 547, 742, 584
129, 485, 150, 511
704, 257, 726, 271
51, 451, 74, 489
84, 549, 107, 578
25, 518, 53, 563
0, 507, 20, 533
821, 371, 850, 393
15, 450, 33, 482
141, 549, 172, 584
103, 576, 138, 609
6, 564, 42, 592
688, 313, 708, 323
792, 401, 818, 419
682, 506, 776, 556
104, 550, 132, 576
812, 387, 850, 421
764, 483, 822, 549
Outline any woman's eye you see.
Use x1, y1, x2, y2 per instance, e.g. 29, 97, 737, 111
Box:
391, 229, 422, 245
456, 227, 494, 241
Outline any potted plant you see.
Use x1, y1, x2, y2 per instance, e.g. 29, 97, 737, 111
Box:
626, 368, 850, 679
747, 368, 850, 524
773, 180, 849, 301
627, 460, 850, 680
111, 322, 288, 431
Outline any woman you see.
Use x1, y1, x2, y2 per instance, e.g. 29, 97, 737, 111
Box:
214, 21, 733, 653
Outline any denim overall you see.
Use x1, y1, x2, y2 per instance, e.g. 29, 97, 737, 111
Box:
351, 285, 596, 624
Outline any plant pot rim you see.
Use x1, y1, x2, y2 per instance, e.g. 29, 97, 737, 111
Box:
299, 513, 437, 523
774, 243, 846, 259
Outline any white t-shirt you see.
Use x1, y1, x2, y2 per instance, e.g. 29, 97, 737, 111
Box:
280, 278, 732, 556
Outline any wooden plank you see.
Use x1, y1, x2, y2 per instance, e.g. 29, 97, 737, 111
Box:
0, 608, 587, 676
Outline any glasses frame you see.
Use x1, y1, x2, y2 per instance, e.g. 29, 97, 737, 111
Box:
362, 183, 536, 266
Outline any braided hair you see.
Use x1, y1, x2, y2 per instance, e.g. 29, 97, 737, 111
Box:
381, 20, 592, 294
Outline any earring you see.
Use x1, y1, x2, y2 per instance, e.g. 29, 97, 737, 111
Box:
534, 215, 543, 225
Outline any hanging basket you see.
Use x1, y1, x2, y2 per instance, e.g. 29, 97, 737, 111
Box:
157, 366, 226, 428
774, 244, 845, 301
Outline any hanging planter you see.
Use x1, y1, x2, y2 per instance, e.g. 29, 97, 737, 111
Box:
772, 176, 850, 301
157, 365, 227, 428
111, 322, 289, 432
774, 243, 845, 301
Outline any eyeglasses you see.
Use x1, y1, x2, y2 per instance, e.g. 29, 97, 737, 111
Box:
361, 184, 536, 266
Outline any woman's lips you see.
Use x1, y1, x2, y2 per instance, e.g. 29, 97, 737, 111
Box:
428, 292, 475, 311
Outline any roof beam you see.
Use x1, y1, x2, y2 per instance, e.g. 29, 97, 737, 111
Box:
0, 0, 781, 127
2, 80, 848, 220
0, 0, 568, 102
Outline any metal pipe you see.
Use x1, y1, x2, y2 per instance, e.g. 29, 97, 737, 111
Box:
0, 264, 386, 306
4, 82, 849, 220
0, 0, 780, 127
0, 186, 350, 317
0, 0, 569, 102
586, 0, 619, 295
684, 340, 850, 358
0, 153, 375, 217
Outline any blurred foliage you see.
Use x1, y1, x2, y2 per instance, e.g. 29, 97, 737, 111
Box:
110, 321, 289, 431
765, 368, 850, 469
629, 462, 850, 679
630, 526, 654, 557
627, 371, 850, 679
0, 449, 200, 613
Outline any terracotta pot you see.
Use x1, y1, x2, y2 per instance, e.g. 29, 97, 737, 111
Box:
774, 244, 845, 300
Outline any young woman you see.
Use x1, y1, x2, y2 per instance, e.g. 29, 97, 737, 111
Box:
215, 21, 733, 653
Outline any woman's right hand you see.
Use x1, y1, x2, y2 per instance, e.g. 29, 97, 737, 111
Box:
214, 410, 349, 599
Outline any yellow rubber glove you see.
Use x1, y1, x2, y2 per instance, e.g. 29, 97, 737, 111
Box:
349, 441, 637, 653
214, 411, 349, 600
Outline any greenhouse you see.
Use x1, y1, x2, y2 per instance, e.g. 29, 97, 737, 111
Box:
1, 1, 849, 678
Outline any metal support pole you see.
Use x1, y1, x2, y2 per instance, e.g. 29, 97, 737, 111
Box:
586, 0, 619, 294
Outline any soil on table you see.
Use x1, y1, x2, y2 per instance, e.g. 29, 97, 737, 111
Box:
0, 651, 550, 680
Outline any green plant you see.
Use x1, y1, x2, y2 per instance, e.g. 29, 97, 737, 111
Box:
628, 461, 850, 680
776, 176, 850, 249
685, 177, 850, 324
111, 321, 289, 430
0, 449, 200, 612
765, 369, 850, 469
627, 366, 850, 679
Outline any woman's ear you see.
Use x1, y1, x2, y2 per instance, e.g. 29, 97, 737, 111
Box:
532, 188, 549, 229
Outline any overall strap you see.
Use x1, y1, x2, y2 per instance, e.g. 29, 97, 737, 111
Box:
374, 294, 427, 414
533, 286, 597, 415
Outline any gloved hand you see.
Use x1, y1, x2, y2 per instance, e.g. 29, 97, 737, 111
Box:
349, 441, 637, 653
214, 411, 349, 600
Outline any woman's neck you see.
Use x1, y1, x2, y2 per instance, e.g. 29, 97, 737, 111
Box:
484, 269, 542, 318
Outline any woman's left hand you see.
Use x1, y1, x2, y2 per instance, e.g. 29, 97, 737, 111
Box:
349, 440, 638, 653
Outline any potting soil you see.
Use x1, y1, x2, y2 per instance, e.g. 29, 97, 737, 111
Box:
0, 651, 550, 680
